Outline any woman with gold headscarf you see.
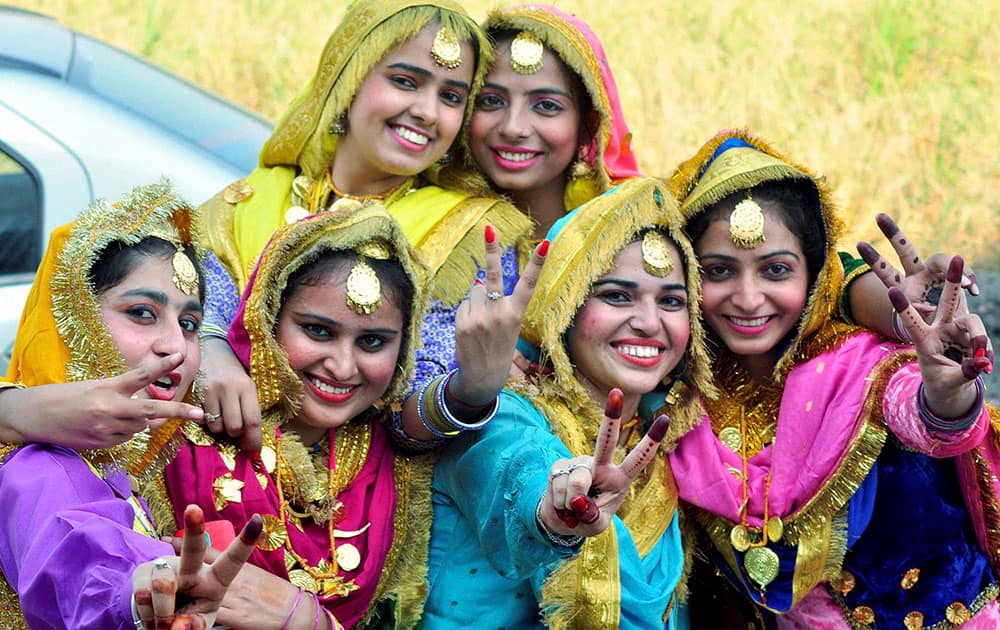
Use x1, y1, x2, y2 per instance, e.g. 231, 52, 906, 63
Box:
423, 177, 717, 629
0, 181, 263, 629
466, 4, 641, 241
159, 205, 443, 628
195, 0, 536, 452
669, 130, 998, 628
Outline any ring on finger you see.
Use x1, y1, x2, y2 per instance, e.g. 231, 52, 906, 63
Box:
152, 558, 172, 571
486, 291, 502, 301
567, 462, 592, 474
550, 467, 572, 479
204, 412, 222, 424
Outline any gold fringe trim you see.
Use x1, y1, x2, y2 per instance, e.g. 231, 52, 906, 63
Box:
0, 574, 28, 629
389, 453, 435, 629
838, 261, 871, 325
971, 403, 1000, 574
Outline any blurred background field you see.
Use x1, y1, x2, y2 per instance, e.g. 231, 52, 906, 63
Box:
10, 0, 999, 268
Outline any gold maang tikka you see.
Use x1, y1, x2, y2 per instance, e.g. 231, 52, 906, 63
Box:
149, 229, 199, 296
345, 239, 393, 315
509, 31, 544, 74
729, 194, 766, 249
641, 231, 674, 277
431, 26, 462, 69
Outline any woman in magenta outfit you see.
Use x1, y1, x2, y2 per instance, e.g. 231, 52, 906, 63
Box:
668, 129, 997, 628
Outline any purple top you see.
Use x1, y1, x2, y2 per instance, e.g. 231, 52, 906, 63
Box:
0, 444, 173, 628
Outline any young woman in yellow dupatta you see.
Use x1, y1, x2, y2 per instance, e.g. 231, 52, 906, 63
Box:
193, 0, 538, 453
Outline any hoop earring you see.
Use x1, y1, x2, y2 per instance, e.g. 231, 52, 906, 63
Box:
328, 115, 346, 136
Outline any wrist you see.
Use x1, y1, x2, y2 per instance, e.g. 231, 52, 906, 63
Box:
535, 494, 583, 548
417, 370, 498, 438
0, 385, 27, 443
918, 376, 985, 432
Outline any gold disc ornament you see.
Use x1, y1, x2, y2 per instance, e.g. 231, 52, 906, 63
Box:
718, 426, 742, 452
765, 516, 784, 543
729, 196, 766, 249
431, 27, 462, 69
641, 231, 674, 277
744, 546, 780, 590
336, 543, 362, 572
345, 261, 382, 315
729, 524, 751, 552
171, 250, 200, 296
288, 568, 318, 593
257, 514, 288, 552
509, 31, 544, 74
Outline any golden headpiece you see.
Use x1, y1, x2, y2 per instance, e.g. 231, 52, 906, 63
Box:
346, 238, 395, 315
509, 31, 544, 74
431, 25, 463, 68
728, 194, 766, 249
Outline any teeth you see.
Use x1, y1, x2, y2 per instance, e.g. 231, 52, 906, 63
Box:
618, 344, 661, 358
498, 150, 537, 162
154, 377, 173, 388
392, 126, 429, 145
309, 376, 353, 395
730, 316, 770, 327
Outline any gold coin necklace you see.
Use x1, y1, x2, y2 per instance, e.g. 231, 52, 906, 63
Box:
729, 410, 783, 601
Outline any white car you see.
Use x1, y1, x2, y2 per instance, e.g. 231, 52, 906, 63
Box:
0, 6, 272, 372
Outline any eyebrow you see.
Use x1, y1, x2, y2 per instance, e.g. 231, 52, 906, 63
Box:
700, 250, 802, 263
388, 62, 470, 91
292, 311, 400, 336
481, 82, 572, 99
119, 288, 203, 314
592, 278, 687, 292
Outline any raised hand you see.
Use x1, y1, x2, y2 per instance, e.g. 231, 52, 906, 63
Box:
132, 505, 263, 630
200, 337, 263, 451
857, 213, 979, 321
449, 225, 549, 409
0, 353, 204, 449
538, 388, 669, 538
889, 256, 993, 419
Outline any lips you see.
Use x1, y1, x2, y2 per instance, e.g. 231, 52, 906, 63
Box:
491, 146, 541, 170
305, 374, 359, 403
390, 124, 430, 150
724, 315, 775, 334
612, 339, 665, 367
146, 371, 181, 401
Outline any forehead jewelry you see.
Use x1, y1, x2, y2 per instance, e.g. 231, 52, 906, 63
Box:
150, 230, 199, 296
729, 194, 766, 249
509, 31, 544, 74
345, 239, 393, 315
431, 26, 462, 69
641, 231, 674, 277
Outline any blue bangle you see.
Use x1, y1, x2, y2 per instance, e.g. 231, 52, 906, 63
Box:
917, 376, 985, 432
437, 369, 497, 431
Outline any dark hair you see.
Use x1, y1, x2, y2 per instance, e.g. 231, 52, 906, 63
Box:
89, 237, 205, 301
686, 179, 826, 290
280, 249, 416, 354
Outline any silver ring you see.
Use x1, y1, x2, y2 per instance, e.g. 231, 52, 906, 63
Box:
205, 412, 222, 424
550, 467, 572, 479
567, 462, 592, 474
152, 558, 172, 571
486, 291, 502, 301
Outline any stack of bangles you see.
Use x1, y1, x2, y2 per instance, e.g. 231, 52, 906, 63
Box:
417, 368, 498, 438
917, 376, 986, 432
282, 587, 343, 630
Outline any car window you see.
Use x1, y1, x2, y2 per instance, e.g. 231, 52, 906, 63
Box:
0, 149, 40, 278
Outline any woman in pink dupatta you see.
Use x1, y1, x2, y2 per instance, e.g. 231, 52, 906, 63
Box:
669, 129, 998, 629
159, 205, 432, 629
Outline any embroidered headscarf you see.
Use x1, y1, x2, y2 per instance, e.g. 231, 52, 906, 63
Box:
5, 178, 201, 476
516, 176, 714, 627
201, 0, 503, 293
480, 4, 642, 210
670, 128, 846, 381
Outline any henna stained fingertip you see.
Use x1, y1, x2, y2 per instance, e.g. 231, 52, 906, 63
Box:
856, 241, 878, 266
888, 287, 909, 312
876, 213, 900, 238
946, 256, 964, 284
240, 514, 264, 543
648, 415, 669, 442
605, 388, 623, 420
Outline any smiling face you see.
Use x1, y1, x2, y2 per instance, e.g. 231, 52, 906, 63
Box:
565, 239, 690, 413
275, 259, 406, 444
470, 37, 584, 205
98, 250, 202, 402
695, 200, 811, 380
332, 22, 475, 193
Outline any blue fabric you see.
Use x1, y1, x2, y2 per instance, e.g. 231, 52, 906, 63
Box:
423, 390, 684, 629
201, 251, 241, 334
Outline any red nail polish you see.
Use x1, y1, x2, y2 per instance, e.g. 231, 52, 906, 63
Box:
570, 495, 600, 524
648, 415, 669, 441
474, 277, 485, 286
604, 388, 623, 419
975, 347, 986, 359
484, 225, 496, 244
556, 509, 579, 528
538, 239, 550, 257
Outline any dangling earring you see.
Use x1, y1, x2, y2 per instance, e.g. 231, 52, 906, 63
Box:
328, 115, 346, 136
569, 146, 594, 181
437, 151, 452, 166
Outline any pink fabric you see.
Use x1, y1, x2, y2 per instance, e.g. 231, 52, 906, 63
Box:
672, 331, 908, 526
777, 589, 1000, 630
532, 5, 641, 181
165, 422, 398, 627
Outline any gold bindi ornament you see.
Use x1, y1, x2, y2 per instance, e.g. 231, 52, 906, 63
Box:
150, 229, 200, 296
509, 31, 544, 74
345, 239, 394, 315
431, 27, 462, 69
729, 194, 766, 249
641, 231, 674, 277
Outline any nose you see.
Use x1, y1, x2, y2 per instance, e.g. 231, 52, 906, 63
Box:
731, 274, 766, 312
629, 297, 661, 335
153, 320, 187, 357
323, 342, 359, 382
409, 87, 439, 127
498, 103, 531, 140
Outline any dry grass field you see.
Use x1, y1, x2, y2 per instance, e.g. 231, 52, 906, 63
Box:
11, 0, 999, 267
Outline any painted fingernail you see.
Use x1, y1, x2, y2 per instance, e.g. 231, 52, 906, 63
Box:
570, 495, 600, 524
605, 388, 623, 420
484, 225, 496, 244
856, 241, 878, 265
887, 287, 908, 311
946, 256, 964, 284
876, 213, 899, 238
648, 415, 669, 442
556, 509, 579, 528
975, 347, 986, 360
241, 514, 264, 542
474, 277, 485, 287
968, 271, 980, 296
538, 239, 550, 257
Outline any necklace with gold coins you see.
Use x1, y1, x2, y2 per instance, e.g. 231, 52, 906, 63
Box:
255, 421, 373, 599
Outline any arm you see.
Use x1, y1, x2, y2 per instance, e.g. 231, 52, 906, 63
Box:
0, 445, 176, 628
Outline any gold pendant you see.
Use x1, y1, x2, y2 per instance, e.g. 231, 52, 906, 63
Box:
288, 568, 318, 593
430, 27, 462, 69
729, 196, 766, 249
765, 516, 784, 543
212, 473, 245, 511
509, 31, 544, 74
718, 426, 742, 451
336, 543, 362, 572
744, 546, 780, 590
257, 514, 288, 552
729, 524, 751, 552
318, 576, 360, 599
222, 178, 254, 204
641, 231, 674, 277
345, 261, 382, 314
